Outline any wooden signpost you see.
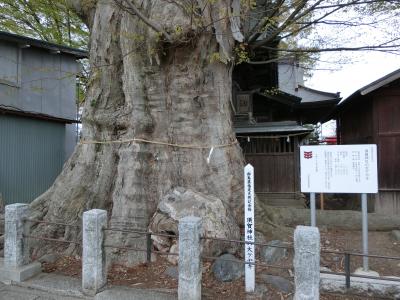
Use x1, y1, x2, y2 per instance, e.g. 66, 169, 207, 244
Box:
244, 164, 255, 292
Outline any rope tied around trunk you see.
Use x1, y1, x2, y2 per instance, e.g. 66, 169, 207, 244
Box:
79, 137, 239, 149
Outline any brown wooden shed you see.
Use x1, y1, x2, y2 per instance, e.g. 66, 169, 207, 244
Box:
336, 68, 400, 214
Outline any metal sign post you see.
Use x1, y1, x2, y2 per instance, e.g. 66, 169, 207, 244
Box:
244, 164, 255, 293
310, 192, 316, 227
361, 193, 369, 271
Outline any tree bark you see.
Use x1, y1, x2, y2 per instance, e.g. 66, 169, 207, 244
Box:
30, 0, 245, 265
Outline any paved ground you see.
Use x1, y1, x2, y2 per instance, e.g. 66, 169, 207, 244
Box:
0, 282, 84, 300
0, 273, 177, 300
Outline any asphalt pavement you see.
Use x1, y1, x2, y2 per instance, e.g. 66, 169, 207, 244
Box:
0, 273, 177, 300
0, 282, 84, 300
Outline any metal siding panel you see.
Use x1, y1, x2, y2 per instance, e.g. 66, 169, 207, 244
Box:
0, 46, 77, 120
0, 42, 18, 84
20, 48, 43, 112
60, 56, 78, 120
0, 115, 65, 204
41, 55, 61, 117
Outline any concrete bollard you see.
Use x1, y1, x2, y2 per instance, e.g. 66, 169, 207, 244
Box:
1, 203, 41, 282
82, 209, 107, 294
178, 216, 202, 300
4, 203, 30, 267
294, 225, 320, 300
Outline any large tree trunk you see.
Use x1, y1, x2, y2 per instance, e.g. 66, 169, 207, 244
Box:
30, 1, 245, 265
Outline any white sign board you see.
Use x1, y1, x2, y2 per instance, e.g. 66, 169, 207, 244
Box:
244, 164, 255, 292
300, 145, 378, 193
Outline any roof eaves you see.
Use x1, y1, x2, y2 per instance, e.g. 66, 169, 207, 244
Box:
339, 68, 400, 108
258, 89, 302, 105
0, 30, 88, 59
235, 125, 312, 134
0, 107, 79, 124
299, 98, 341, 108
298, 84, 340, 99
360, 68, 400, 95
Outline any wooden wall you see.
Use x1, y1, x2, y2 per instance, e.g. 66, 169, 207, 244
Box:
338, 83, 400, 214
338, 96, 374, 144
373, 87, 400, 191
240, 137, 298, 193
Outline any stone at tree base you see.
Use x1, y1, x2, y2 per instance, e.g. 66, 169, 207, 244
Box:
354, 267, 379, 277
149, 188, 240, 257
320, 266, 332, 273
261, 240, 288, 264
390, 230, 400, 241
38, 254, 60, 264
245, 284, 268, 300
166, 243, 178, 265
164, 266, 178, 279
255, 231, 267, 245
260, 274, 293, 293
212, 254, 244, 282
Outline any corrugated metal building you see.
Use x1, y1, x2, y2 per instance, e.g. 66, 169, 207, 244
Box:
0, 31, 87, 204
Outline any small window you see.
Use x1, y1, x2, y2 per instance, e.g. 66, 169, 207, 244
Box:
236, 93, 252, 114
0, 42, 20, 87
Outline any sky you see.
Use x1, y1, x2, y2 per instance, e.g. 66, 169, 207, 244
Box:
298, 3, 400, 137
306, 51, 400, 100
306, 51, 400, 137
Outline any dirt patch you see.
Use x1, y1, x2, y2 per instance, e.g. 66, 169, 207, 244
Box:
42, 255, 81, 277
320, 229, 400, 276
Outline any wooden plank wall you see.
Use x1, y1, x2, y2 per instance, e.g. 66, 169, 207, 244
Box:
245, 153, 295, 192
339, 86, 400, 214
375, 91, 400, 191
240, 136, 298, 193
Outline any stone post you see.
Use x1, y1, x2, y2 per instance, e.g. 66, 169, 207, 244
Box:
82, 209, 107, 294
1, 203, 41, 283
4, 203, 30, 267
178, 216, 202, 300
294, 225, 320, 300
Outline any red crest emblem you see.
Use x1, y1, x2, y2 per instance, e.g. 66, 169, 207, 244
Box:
304, 151, 313, 159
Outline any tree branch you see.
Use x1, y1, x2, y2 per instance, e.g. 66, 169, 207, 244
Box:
122, 0, 172, 41
261, 44, 400, 53
253, 0, 312, 47
246, 0, 285, 44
